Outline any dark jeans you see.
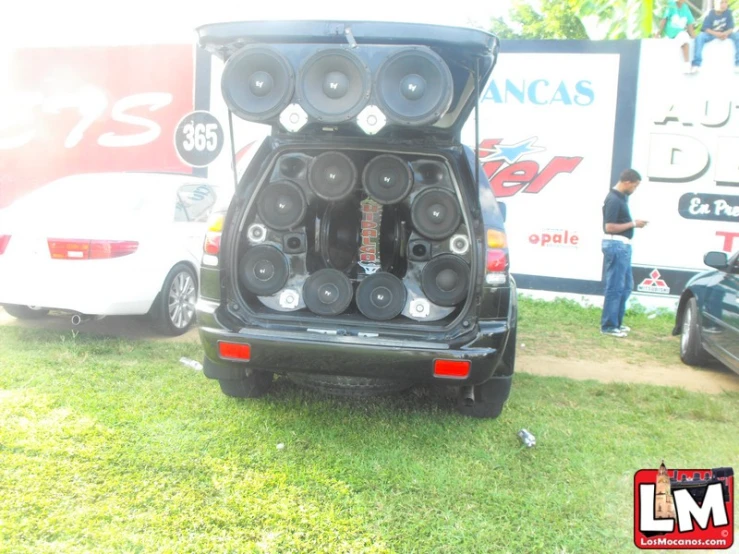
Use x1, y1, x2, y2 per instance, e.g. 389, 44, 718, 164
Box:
692, 31, 739, 66
601, 240, 634, 331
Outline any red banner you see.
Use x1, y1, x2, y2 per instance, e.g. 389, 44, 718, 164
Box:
0, 44, 194, 209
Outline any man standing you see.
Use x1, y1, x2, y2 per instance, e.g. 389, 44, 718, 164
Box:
691, 0, 739, 74
655, 0, 697, 74
601, 169, 647, 338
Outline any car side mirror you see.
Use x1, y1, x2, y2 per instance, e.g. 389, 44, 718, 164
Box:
704, 251, 729, 271
498, 201, 507, 223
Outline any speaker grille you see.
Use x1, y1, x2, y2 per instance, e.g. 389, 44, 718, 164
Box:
308, 151, 358, 201
257, 180, 307, 231
421, 254, 470, 307
362, 154, 414, 205
222, 46, 295, 122
239, 245, 290, 296
303, 268, 353, 316
375, 48, 453, 126
297, 48, 371, 123
356, 272, 407, 321
411, 188, 462, 240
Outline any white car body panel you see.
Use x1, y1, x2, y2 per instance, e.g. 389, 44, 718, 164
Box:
0, 172, 227, 316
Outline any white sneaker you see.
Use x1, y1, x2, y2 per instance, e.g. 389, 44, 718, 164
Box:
735, 65, 739, 74
691, 65, 700, 74
683, 62, 693, 74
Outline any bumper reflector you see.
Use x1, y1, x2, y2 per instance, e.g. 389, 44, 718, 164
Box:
218, 341, 251, 361
433, 359, 471, 379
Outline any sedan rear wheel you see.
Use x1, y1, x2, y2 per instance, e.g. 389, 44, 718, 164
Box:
152, 264, 198, 336
679, 297, 711, 366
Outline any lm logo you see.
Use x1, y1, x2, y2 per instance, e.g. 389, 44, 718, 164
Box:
480, 137, 583, 198
634, 462, 734, 550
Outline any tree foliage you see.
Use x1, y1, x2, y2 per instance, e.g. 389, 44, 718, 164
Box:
489, 0, 739, 40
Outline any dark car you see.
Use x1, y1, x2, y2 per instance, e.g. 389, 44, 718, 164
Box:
673, 250, 739, 374
194, 20, 517, 418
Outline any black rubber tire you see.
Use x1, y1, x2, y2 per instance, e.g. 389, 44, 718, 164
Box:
218, 370, 274, 398
679, 297, 712, 366
456, 377, 512, 419
151, 264, 198, 336
2, 304, 49, 319
287, 374, 413, 397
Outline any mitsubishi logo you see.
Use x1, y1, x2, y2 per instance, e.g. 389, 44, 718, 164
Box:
637, 269, 670, 295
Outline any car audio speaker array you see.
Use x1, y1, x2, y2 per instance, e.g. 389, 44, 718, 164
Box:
221, 44, 454, 133
237, 150, 472, 321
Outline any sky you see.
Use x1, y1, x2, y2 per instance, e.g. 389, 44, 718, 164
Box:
1, 0, 512, 48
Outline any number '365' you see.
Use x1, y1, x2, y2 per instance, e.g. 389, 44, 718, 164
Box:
182, 122, 218, 152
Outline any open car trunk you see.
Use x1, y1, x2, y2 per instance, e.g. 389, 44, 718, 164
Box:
223, 138, 483, 336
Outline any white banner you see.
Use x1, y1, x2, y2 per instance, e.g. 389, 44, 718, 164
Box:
463, 52, 621, 281
630, 40, 739, 274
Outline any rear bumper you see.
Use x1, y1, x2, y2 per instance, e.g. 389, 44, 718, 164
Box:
197, 299, 514, 385
0, 260, 160, 315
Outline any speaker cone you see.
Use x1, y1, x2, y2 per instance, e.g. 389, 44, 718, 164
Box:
421, 254, 470, 307
298, 48, 371, 123
356, 272, 407, 321
375, 48, 453, 126
408, 239, 431, 261
222, 46, 295, 122
257, 181, 307, 231
362, 154, 414, 205
239, 245, 289, 296
318, 200, 361, 272
411, 188, 462, 240
303, 269, 353, 316
283, 232, 306, 254
308, 151, 358, 201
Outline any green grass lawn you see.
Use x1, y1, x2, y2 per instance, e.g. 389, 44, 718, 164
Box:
0, 301, 737, 553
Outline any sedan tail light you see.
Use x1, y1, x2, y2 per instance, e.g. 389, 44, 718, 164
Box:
203, 213, 225, 256
0, 235, 10, 255
47, 239, 138, 260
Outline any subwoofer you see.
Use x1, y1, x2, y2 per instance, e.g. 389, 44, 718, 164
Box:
239, 245, 290, 296
303, 268, 353, 316
308, 151, 358, 201
297, 48, 371, 123
222, 46, 295, 122
362, 154, 414, 205
375, 48, 453, 126
410, 187, 462, 240
256, 180, 307, 231
316, 199, 361, 273
356, 272, 407, 321
421, 254, 470, 307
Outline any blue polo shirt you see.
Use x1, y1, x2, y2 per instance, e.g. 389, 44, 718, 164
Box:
603, 189, 634, 239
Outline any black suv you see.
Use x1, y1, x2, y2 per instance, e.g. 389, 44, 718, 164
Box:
195, 20, 517, 418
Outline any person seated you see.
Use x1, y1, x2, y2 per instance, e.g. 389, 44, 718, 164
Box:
691, 0, 739, 73
655, 0, 697, 74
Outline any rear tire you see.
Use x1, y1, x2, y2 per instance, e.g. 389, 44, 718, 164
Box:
218, 370, 274, 398
151, 264, 198, 336
679, 297, 711, 366
2, 304, 49, 319
456, 377, 511, 419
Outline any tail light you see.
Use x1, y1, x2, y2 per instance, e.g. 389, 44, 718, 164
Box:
203, 212, 225, 264
47, 239, 138, 260
0, 235, 10, 255
485, 229, 509, 286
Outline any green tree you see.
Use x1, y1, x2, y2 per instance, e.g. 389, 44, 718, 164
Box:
488, 0, 739, 40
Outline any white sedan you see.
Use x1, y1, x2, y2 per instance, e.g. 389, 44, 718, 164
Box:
0, 172, 229, 335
